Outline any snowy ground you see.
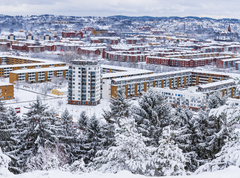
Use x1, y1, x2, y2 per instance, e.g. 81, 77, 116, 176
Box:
2, 79, 138, 122
2, 166, 240, 178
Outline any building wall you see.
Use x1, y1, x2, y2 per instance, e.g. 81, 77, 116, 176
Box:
102, 79, 112, 99
9, 69, 67, 84
68, 61, 101, 106
0, 84, 14, 100
109, 71, 230, 99
9, 73, 18, 83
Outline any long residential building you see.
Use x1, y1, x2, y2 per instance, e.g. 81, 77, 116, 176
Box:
101, 68, 238, 111
0, 56, 66, 77
146, 53, 236, 67
9, 66, 68, 84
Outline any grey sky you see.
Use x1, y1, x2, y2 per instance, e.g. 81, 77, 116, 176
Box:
0, 0, 239, 19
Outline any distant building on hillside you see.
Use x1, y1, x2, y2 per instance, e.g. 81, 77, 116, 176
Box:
228, 24, 231, 33
26, 34, 34, 40
91, 29, 108, 36
62, 31, 83, 38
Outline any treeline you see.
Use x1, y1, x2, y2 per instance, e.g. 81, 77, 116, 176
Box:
0, 89, 240, 176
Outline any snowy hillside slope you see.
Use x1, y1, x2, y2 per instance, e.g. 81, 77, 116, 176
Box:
2, 166, 240, 178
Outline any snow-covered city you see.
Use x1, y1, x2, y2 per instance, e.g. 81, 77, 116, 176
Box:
1, 1, 240, 178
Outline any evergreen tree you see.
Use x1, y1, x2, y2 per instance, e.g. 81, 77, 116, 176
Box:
195, 133, 240, 174
60, 109, 75, 137
195, 104, 238, 166
147, 128, 186, 176
0, 104, 20, 154
0, 147, 11, 176
207, 91, 227, 109
133, 88, 172, 146
58, 109, 76, 164
196, 109, 216, 162
11, 96, 58, 172
102, 87, 131, 124
84, 114, 104, 164
102, 87, 132, 148
94, 116, 150, 174
172, 106, 199, 172
78, 111, 89, 134
25, 141, 69, 171
171, 105, 193, 129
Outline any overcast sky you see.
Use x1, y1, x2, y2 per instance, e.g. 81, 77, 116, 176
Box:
0, 0, 239, 19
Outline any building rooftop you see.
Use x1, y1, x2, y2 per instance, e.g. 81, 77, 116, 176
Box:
9, 66, 68, 74
198, 79, 235, 89
0, 82, 13, 86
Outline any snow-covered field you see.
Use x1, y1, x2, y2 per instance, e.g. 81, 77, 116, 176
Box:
2, 166, 240, 178
5, 89, 112, 122
2, 79, 138, 122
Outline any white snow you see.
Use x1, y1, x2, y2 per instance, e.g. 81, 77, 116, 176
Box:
2, 166, 240, 178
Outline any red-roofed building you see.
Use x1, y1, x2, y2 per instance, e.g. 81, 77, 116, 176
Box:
62, 31, 83, 38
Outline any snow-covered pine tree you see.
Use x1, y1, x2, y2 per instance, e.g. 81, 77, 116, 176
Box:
94, 116, 150, 174
171, 105, 193, 129
195, 104, 237, 166
171, 106, 199, 172
147, 127, 186, 176
0, 147, 11, 176
0, 104, 20, 154
78, 111, 89, 134
195, 132, 240, 174
196, 108, 216, 162
102, 87, 131, 124
133, 88, 172, 146
207, 91, 227, 109
26, 143, 69, 171
12, 96, 58, 172
195, 132, 238, 173
60, 109, 75, 138
102, 87, 132, 149
58, 109, 79, 164
84, 114, 104, 164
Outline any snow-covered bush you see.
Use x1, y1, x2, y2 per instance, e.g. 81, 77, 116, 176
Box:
62, 158, 89, 174
26, 144, 68, 171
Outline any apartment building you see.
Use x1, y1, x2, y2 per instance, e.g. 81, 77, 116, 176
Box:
68, 60, 101, 106
104, 69, 235, 100
91, 29, 108, 36
155, 87, 205, 111
216, 58, 240, 68
102, 65, 153, 99
146, 53, 235, 67
156, 78, 237, 111
0, 56, 66, 77
9, 67, 68, 83
0, 82, 14, 100
90, 37, 120, 44
103, 51, 146, 62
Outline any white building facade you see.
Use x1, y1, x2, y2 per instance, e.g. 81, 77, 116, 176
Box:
68, 60, 101, 106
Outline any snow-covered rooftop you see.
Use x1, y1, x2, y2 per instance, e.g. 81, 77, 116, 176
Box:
198, 79, 235, 89
9, 66, 68, 74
